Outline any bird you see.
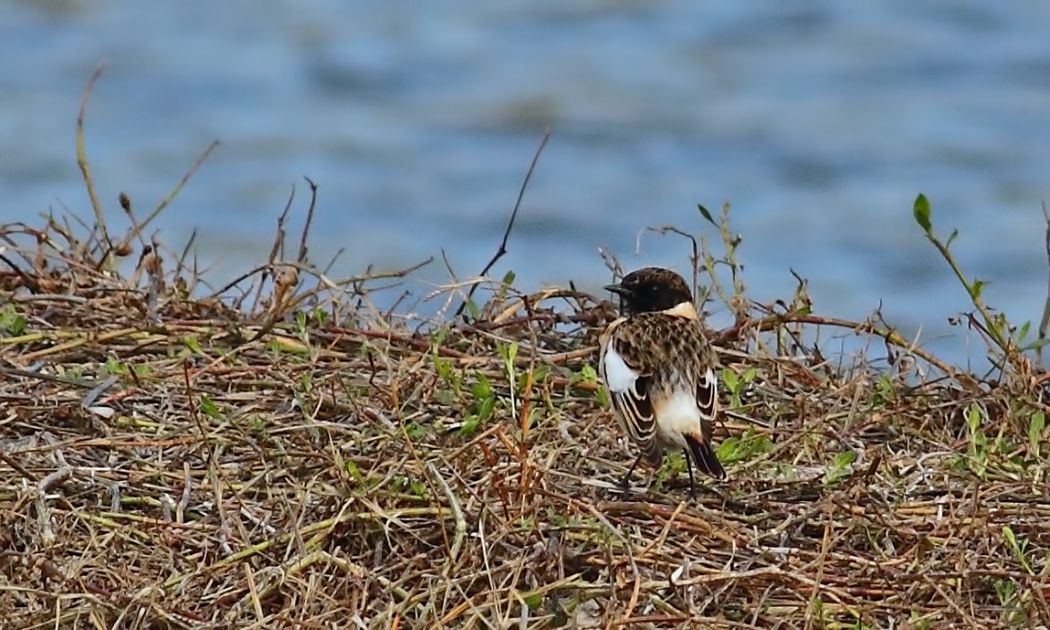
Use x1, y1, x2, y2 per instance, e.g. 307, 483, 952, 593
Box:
598, 266, 726, 496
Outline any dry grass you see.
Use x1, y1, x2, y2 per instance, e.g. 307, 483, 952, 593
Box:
4, 75, 1050, 627
3, 198, 1050, 630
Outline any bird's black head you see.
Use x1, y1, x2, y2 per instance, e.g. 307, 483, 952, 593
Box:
604, 267, 693, 315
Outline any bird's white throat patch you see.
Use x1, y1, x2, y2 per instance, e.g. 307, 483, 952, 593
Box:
602, 344, 638, 393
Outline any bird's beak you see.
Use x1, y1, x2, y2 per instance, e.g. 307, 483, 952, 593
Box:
604, 283, 632, 297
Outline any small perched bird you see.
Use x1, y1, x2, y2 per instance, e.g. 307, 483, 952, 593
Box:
599, 267, 726, 495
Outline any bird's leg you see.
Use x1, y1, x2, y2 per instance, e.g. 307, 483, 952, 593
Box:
621, 453, 644, 492
683, 448, 696, 498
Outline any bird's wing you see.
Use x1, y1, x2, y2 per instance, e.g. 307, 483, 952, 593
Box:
600, 323, 659, 460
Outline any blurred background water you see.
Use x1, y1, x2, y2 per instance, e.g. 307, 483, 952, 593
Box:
3, 1, 1049, 364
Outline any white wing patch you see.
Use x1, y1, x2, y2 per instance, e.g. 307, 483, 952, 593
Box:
602, 343, 638, 393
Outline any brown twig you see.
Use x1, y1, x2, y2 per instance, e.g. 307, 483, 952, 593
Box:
75, 65, 110, 255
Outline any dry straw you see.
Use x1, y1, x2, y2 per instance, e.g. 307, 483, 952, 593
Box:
2, 69, 1050, 628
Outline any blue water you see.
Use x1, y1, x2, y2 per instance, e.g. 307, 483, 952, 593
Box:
3, 2, 1049, 364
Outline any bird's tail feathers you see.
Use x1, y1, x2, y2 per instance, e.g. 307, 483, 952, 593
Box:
684, 433, 726, 480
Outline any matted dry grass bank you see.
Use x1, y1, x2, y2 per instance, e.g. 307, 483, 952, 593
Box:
3, 195, 1050, 630
4, 77, 1050, 627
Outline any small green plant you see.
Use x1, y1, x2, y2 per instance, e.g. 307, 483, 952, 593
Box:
698, 202, 746, 314
1002, 526, 1034, 575
404, 422, 428, 441
103, 356, 150, 380
0, 303, 27, 336
913, 193, 1028, 356
198, 395, 222, 420
496, 270, 515, 305
394, 475, 428, 499
993, 577, 1029, 626
652, 453, 688, 489
576, 364, 608, 407
965, 403, 989, 478
249, 415, 268, 433
183, 335, 203, 355
521, 590, 544, 610
872, 374, 896, 406
309, 306, 328, 327
298, 371, 313, 394
716, 427, 772, 465
294, 310, 311, 344
433, 355, 456, 387
544, 506, 569, 528
104, 356, 127, 376
824, 450, 857, 485
344, 459, 362, 483
460, 371, 497, 437
1028, 411, 1045, 459
721, 366, 756, 409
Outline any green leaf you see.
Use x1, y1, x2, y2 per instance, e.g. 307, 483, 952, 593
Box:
966, 403, 982, 433
345, 460, 361, 481
1029, 411, 1045, 457
532, 363, 551, 384
460, 414, 481, 437
522, 592, 544, 609
969, 279, 985, 300
1017, 320, 1031, 343
183, 335, 203, 355
500, 341, 519, 365
946, 228, 959, 248
471, 372, 492, 400
697, 203, 716, 226
502, 270, 516, 286
476, 395, 496, 422
1002, 525, 1033, 574
431, 327, 449, 347
722, 368, 739, 394
199, 395, 221, 419
715, 427, 772, 464
833, 450, 857, 468
310, 307, 328, 326
409, 479, 428, 498
0, 304, 27, 336
824, 450, 857, 485
434, 356, 456, 387
405, 422, 428, 441
595, 385, 609, 408
578, 364, 598, 384
913, 193, 932, 233
1023, 337, 1050, 351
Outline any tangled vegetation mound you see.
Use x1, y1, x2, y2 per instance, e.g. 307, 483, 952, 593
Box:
3, 191, 1050, 629
3, 79, 1050, 627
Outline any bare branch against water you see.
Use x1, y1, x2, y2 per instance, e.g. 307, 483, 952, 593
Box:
454, 128, 551, 318
75, 64, 109, 255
